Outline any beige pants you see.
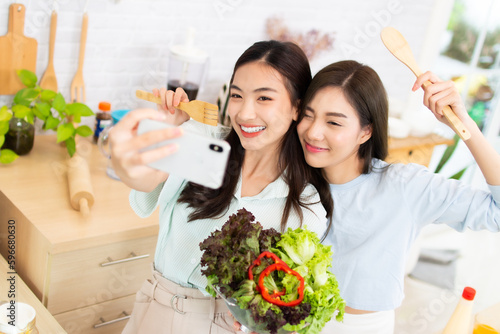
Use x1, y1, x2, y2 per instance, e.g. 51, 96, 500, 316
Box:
122, 268, 236, 334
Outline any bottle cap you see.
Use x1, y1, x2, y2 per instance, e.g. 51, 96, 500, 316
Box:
462, 287, 476, 300
98, 102, 111, 111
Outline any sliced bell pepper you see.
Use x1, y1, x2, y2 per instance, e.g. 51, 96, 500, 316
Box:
248, 251, 286, 281
258, 263, 305, 307
248, 251, 305, 307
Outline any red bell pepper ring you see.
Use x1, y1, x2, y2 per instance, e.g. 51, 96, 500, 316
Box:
258, 263, 305, 307
248, 251, 287, 281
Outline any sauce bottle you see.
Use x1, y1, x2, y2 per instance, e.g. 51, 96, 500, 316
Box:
442, 286, 476, 334
93, 102, 112, 144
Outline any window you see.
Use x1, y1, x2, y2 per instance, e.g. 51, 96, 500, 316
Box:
436, 0, 500, 145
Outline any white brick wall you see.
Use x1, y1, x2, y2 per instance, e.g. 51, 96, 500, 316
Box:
0, 0, 438, 129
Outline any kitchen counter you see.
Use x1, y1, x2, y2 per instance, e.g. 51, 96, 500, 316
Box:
0, 254, 66, 333
387, 134, 455, 166
0, 135, 159, 255
0, 135, 159, 333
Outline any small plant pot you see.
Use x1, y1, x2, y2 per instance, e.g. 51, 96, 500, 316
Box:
3, 117, 35, 155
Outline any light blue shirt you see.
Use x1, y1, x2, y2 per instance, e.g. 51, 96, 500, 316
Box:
325, 159, 500, 311
129, 121, 328, 294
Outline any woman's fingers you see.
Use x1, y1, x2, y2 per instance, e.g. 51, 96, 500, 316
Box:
110, 109, 165, 140
412, 71, 442, 92
414, 72, 470, 125
111, 126, 182, 156
173, 87, 190, 105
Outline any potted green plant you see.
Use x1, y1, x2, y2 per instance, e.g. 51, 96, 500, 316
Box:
0, 69, 94, 164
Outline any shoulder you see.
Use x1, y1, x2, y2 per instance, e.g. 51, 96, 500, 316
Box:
373, 159, 436, 183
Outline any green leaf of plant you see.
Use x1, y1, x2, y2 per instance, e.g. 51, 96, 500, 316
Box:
12, 104, 32, 119
72, 114, 81, 123
0, 135, 4, 147
44, 115, 60, 130
76, 125, 93, 137
35, 102, 51, 119
57, 122, 75, 143
65, 137, 76, 157
0, 106, 12, 122
67, 103, 94, 117
16, 69, 37, 88
434, 134, 460, 174
450, 167, 468, 180
0, 149, 19, 164
26, 113, 35, 125
52, 93, 66, 113
0, 121, 9, 135
41, 89, 57, 102
13, 88, 39, 106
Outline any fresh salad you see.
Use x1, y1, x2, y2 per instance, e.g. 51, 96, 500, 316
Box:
199, 208, 345, 334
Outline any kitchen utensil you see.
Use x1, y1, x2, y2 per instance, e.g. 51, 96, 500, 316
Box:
0, 4, 38, 95
67, 154, 94, 216
40, 10, 58, 91
70, 12, 88, 102
135, 89, 219, 126
380, 27, 471, 141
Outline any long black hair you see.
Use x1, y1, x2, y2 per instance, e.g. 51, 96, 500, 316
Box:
178, 40, 333, 231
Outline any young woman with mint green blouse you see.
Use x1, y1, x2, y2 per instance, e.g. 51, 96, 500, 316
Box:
109, 41, 332, 334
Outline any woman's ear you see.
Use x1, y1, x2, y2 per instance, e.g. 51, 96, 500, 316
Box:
360, 124, 373, 144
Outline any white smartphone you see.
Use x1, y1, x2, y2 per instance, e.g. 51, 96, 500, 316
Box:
137, 119, 231, 189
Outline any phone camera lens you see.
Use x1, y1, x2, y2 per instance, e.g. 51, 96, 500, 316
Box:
210, 144, 223, 153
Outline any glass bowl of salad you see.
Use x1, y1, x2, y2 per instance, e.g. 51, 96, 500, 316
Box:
212, 284, 300, 334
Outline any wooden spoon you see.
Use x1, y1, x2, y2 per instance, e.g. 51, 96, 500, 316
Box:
40, 10, 58, 91
380, 27, 471, 141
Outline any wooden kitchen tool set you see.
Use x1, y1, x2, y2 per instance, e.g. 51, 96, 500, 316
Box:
0, 3, 88, 102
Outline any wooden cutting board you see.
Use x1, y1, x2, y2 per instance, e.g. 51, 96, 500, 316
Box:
0, 3, 38, 95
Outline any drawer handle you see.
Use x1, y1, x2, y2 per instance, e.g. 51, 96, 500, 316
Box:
93, 311, 130, 328
100, 252, 150, 267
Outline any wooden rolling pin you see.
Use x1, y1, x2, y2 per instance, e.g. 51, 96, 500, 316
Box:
67, 154, 94, 216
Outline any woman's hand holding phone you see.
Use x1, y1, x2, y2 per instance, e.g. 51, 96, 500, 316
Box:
109, 108, 184, 192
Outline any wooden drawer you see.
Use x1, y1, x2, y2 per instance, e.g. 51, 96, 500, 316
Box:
55, 294, 135, 334
46, 235, 156, 314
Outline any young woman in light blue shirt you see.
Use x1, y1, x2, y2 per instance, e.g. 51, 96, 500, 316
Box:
110, 41, 333, 334
296, 60, 500, 333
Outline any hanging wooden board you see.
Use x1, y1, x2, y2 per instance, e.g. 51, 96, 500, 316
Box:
0, 3, 38, 95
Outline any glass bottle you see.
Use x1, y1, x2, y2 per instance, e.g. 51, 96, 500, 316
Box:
3, 117, 35, 155
93, 102, 112, 144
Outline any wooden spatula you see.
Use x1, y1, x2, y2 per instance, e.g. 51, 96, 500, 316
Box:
70, 12, 88, 102
40, 10, 58, 91
136, 90, 219, 126
380, 27, 471, 141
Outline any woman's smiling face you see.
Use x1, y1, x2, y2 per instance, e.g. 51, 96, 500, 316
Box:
228, 61, 297, 153
297, 86, 372, 184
